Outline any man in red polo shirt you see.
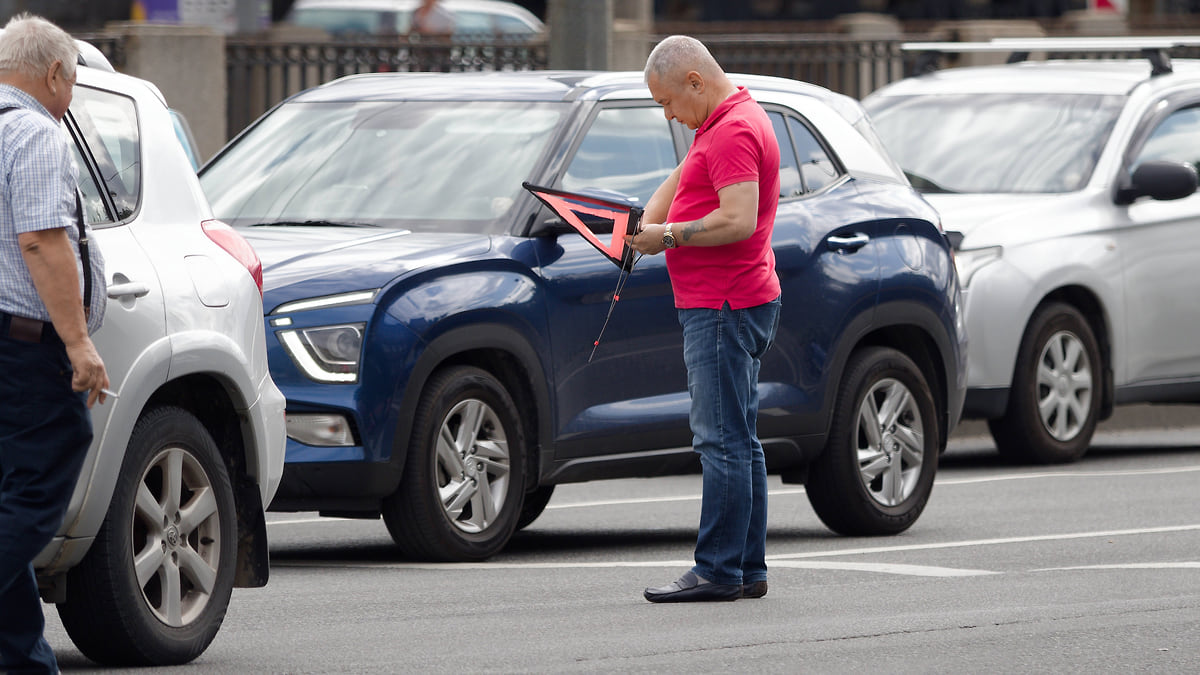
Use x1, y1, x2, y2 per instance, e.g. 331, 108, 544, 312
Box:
629, 35, 782, 603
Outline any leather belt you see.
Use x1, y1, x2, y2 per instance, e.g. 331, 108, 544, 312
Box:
0, 311, 55, 343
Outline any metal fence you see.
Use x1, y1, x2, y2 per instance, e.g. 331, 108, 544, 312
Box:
221, 33, 911, 136
696, 35, 907, 100
87, 28, 1200, 142
224, 37, 549, 137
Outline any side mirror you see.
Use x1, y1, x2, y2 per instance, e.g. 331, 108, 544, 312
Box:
1115, 160, 1198, 205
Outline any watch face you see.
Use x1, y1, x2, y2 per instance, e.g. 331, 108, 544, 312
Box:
662, 233, 675, 248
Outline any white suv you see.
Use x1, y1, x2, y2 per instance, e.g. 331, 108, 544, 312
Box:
864, 38, 1200, 463
29, 48, 286, 664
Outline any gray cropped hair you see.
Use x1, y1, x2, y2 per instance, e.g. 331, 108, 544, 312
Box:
0, 13, 78, 81
644, 35, 720, 85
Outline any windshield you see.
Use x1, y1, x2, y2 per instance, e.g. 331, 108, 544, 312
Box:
865, 93, 1125, 194
201, 100, 566, 232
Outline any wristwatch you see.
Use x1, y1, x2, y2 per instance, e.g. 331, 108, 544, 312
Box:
662, 223, 677, 249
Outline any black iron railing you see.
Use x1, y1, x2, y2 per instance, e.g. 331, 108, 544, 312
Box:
224, 37, 549, 137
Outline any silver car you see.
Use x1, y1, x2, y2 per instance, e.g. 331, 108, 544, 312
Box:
31, 48, 286, 665
864, 40, 1200, 463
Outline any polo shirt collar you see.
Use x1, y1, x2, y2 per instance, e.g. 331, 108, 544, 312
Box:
696, 86, 751, 136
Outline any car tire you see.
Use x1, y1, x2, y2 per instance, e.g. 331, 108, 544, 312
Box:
806, 346, 939, 536
383, 366, 526, 561
56, 406, 237, 666
516, 485, 555, 531
989, 302, 1101, 464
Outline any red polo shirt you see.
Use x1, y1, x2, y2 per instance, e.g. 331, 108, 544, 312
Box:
665, 86, 781, 310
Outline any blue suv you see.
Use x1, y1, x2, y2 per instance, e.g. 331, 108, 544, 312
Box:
200, 71, 966, 561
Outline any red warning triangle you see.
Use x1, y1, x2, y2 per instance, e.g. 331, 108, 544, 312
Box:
524, 183, 642, 270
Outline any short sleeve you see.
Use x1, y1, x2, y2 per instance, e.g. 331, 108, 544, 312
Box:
9, 118, 75, 234
707, 121, 761, 192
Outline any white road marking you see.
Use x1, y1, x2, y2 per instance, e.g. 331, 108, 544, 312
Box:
266, 464, 1200, 577
767, 560, 999, 576
274, 558, 997, 577
266, 464, 1200, 523
766, 524, 1200, 560
1034, 562, 1200, 572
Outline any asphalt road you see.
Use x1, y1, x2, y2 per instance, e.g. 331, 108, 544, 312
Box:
47, 404, 1200, 673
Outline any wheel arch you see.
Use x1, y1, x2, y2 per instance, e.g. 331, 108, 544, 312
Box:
1023, 286, 1114, 420
392, 321, 554, 494
143, 375, 271, 588
38, 351, 272, 593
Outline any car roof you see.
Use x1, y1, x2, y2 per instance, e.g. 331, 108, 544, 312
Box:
292, 69, 854, 108
871, 59, 1200, 98
290, 0, 542, 23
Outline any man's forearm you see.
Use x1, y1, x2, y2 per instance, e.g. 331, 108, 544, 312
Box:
18, 228, 90, 346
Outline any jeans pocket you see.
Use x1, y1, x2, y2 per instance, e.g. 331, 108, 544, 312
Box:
737, 300, 781, 360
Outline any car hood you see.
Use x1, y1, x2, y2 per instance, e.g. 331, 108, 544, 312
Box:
922, 192, 1094, 249
239, 226, 492, 307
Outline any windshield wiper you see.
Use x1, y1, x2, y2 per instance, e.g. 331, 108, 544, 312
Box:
249, 219, 378, 228
904, 171, 958, 194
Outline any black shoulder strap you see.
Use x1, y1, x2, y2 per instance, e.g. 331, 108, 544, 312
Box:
0, 105, 92, 313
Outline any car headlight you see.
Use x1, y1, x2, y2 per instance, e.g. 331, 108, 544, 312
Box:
278, 323, 365, 383
953, 246, 1002, 288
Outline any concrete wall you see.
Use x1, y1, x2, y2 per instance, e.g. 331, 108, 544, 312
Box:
106, 23, 226, 163
547, 0, 653, 72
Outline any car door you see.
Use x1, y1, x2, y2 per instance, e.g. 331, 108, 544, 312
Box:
533, 103, 685, 459
759, 107, 880, 439
67, 83, 167, 427
1117, 100, 1200, 384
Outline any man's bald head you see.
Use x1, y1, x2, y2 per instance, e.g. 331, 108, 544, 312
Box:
644, 35, 721, 86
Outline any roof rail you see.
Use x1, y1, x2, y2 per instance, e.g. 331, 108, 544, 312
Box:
76, 40, 114, 72
901, 36, 1200, 78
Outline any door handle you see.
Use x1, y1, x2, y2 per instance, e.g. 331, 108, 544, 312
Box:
107, 281, 151, 299
827, 233, 869, 252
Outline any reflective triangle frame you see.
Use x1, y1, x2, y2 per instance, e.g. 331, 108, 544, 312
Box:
523, 182, 643, 271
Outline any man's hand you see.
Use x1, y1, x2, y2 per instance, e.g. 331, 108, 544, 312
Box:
65, 337, 109, 408
626, 222, 669, 255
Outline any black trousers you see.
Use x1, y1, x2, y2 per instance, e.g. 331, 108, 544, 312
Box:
0, 317, 92, 674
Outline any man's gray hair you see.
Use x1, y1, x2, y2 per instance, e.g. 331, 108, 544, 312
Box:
644, 35, 721, 85
0, 13, 78, 81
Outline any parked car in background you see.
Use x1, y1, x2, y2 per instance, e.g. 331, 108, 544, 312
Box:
286, 0, 545, 37
31, 45, 286, 666
199, 70, 965, 562
864, 37, 1200, 464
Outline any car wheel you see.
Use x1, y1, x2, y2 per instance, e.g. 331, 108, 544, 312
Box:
989, 302, 1101, 464
516, 485, 555, 531
806, 347, 939, 536
382, 366, 526, 561
56, 406, 237, 666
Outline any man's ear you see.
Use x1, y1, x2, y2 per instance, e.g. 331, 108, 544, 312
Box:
45, 60, 63, 93
687, 71, 704, 92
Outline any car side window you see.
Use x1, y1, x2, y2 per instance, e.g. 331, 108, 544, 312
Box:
1133, 105, 1200, 175
787, 116, 840, 193
66, 136, 113, 227
68, 85, 140, 221
562, 106, 678, 206
770, 111, 804, 200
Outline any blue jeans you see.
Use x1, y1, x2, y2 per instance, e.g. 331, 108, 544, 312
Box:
0, 329, 92, 674
680, 297, 781, 586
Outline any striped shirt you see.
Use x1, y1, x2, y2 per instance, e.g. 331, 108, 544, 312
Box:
0, 84, 106, 334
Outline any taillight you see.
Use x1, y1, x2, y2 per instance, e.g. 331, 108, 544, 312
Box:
202, 219, 263, 296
